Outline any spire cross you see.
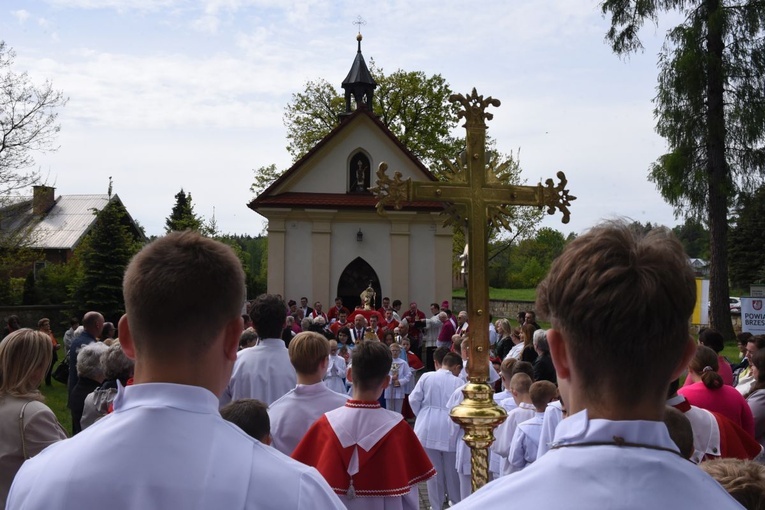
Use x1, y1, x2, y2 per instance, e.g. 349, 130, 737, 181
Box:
353, 16, 366, 34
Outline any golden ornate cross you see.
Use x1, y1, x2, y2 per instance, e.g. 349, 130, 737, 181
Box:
371, 88, 575, 490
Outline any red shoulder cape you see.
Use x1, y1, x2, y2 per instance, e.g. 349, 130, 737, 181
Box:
292, 415, 435, 497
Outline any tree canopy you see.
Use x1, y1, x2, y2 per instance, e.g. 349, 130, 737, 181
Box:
728, 186, 765, 289
283, 63, 461, 168
601, 0, 765, 339
165, 188, 204, 233
0, 41, 67, 196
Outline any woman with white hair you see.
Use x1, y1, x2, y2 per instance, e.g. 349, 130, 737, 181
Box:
80, 341, 135, 430
70, 342, 109, 435
0, 329, 67, 506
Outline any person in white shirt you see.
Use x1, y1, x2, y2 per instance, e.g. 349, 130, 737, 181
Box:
269, 332, 349, 455
7, 231, 343, 510
535, 399, 564, 459
453, 222, 740, 509
220, 294, 297, 406
508, 381, 558, 472
491, 373, 536, 477
409, 348, 464, 509
384, 343, 411, 413
324, 339, 347, 394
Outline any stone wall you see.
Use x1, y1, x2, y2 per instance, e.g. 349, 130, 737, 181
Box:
450, 298, 536, 321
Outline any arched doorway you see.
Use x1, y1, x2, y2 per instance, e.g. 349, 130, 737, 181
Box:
337, 257, 381, 311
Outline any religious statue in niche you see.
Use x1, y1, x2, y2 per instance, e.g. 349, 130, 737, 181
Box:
349, 152, 371, 193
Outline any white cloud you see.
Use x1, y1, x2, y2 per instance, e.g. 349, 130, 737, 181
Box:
10, 9, 30, 23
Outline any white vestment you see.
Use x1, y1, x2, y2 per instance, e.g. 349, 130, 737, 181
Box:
509, 411, 544, 471
324, 354, 347, 394
459, 359, 500, 384
220, 338, 297, 406
451, 410, 743, 510
492, 401, 535, 477
409, 368, 464, 509
536, 400, 564, 459
268, 383, 349, 456
7, 383, 343, 510
383, 358, 411, 411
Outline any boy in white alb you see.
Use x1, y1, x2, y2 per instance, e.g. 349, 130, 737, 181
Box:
325, 339, 347, 394
7, 233, 343, 510
535, 399, 565, 459
453, 222, 741, 509
508, 381, 558, 472
292, 341, 435, 510
384, 343, 411, 413
268, 332, 349, 455
492, 373, 536, 477
409, 348, 464, 510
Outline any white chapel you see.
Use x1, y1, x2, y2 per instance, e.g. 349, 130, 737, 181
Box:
248, 35, 453, 310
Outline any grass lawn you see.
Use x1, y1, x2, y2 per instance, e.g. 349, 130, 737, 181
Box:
452, 288, 536, 301
40, 364, 73, 436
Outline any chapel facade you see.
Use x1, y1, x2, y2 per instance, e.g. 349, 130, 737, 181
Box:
248, 35, 453, 310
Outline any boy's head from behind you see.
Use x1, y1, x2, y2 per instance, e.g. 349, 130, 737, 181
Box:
529, 380, 558, 412
510, 373, 532, 397
536, 221, 696, 410
289, 331, 330, 375
220, 398, 271, 444
351, 341, 392, 392
433, 346, 450, 368
442, 352, 463, 377
511, 361, 534, 381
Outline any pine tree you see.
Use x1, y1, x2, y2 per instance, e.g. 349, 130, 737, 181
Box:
73, 197, 141, 322
165, 188, 203, 233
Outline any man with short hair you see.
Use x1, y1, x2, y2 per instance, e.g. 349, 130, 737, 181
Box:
422, 303, 443, 372
8, 231, 343, 510
327, 297, 350, 323
67, 311, 104, 396
329, 310, 349, 336
349, 314, 367, 344
377, 296, 392, 316
437, 312, 456, 350
299, 297, 314, 319
453, 222, 740, 508
221, 294, 297, 406
310, 301, 328, 323
269, 332, 349, 455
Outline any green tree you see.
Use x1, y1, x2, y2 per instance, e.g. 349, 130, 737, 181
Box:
673, 217, 710, 259
601, 0, 765, 339
165, 188, 204, 233
73, 196, 142, 322
728, 186, 765, 288
284, 64, 460, 168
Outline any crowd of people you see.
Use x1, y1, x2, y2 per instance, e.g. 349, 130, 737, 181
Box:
1, 223, 765, 509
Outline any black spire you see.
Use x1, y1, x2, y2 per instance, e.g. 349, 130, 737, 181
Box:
341, 33, 377, 114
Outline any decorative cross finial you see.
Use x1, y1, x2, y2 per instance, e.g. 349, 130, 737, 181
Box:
353, 15, 366, 34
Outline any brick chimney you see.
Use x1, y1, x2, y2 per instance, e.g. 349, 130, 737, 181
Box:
32, 185, 56, 215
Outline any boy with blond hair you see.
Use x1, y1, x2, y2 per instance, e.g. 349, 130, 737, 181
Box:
293, 341, 434, 509
508, 380, 558, 472
491, 373, 536, 477
268, 331, 349, 455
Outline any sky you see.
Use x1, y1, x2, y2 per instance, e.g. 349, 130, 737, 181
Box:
1, 0, 686, 238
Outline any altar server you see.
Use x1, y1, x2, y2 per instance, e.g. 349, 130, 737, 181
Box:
409, 348, 464, 509
7, 231, 343, 510
269, 332, 349, 455
453, 222, 740, 508
292, 341, 435, 509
